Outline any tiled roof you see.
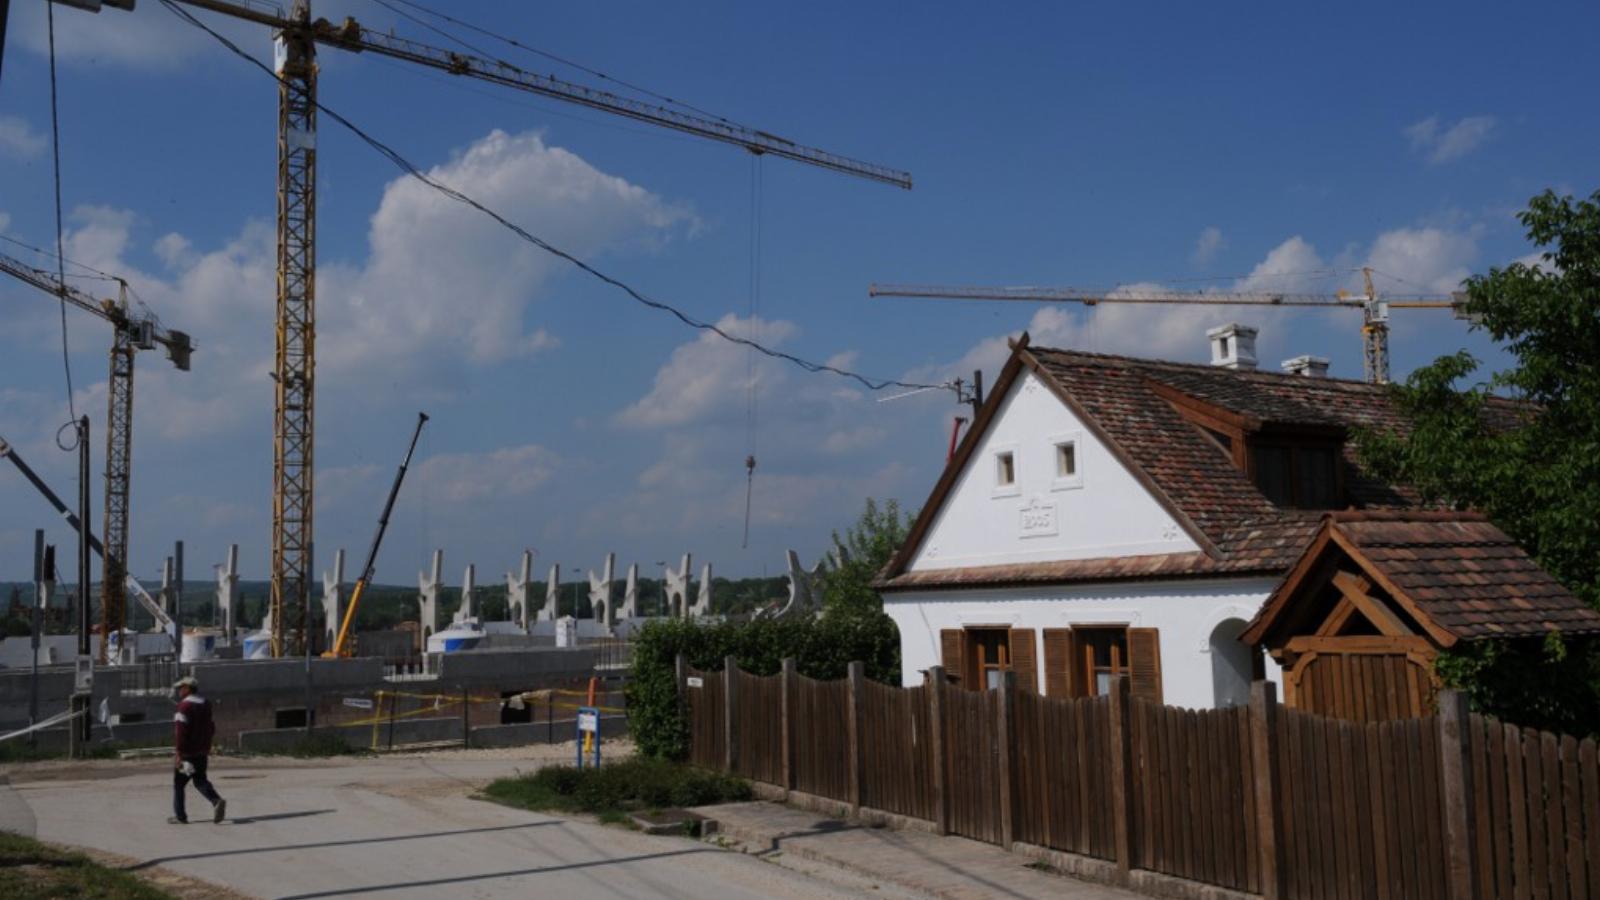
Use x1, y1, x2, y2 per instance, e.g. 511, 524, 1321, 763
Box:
1332, 512, 1600, 639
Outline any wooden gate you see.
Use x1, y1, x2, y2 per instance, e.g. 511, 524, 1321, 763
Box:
1286, 648, 1437, 722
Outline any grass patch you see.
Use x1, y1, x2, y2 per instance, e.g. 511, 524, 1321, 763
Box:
483, 758, 751, 818
0, 831, 173, 899
252, 731, 371, 758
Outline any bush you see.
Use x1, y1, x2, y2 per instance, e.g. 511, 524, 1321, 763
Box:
627, 609, 900, 759
483, 758, 750, 816
253, 731, 369, 758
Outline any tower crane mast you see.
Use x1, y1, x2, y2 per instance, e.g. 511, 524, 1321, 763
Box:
0, 250, 193, 659
869, 267, 1467, 384
116, 0, 913, 656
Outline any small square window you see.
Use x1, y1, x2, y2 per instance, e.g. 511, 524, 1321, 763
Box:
1056, 442, 1077, 478
996, 451, 1015, 487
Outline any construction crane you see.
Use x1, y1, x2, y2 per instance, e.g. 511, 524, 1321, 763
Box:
0, 250, 193, 661
326, 411, 427, 658
110, 0, 914, 657
869, 268, 1467, 384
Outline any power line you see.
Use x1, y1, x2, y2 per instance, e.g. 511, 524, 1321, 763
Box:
163, 0, 948, 395
46, 1, 76, 422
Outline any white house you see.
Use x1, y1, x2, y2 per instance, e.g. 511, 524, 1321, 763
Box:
877, 326, 1427, 709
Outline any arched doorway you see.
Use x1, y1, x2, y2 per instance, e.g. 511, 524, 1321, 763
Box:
1209, 618, 1252, 709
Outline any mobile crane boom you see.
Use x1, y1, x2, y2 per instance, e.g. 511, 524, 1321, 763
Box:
326, 411, 428, 658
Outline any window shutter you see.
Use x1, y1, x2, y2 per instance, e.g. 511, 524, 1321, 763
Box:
1043, 628, 1073, 697
1008, 629, 1038, 693
940, 629, 965, 686
1128, 627, 1164, 703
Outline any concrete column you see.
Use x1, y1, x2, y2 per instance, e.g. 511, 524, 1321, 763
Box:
418, 549, 443, 647
321, 548, 345, 651
688, 562, 714, 617
587, 553, 615, 632
506, 550, 533, 632
541, 564, 560, 621
619, 563, 639, 621
663, 554, 691, 618
160, 555, 175, 622
456, 564, 477, 623
215, 544, 239, 646
772, 550, 824, 619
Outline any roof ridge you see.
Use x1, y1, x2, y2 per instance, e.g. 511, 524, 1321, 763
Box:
1031, 345, 1381, 389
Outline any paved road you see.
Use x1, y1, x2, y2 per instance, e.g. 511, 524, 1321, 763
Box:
3, 751, 867, 900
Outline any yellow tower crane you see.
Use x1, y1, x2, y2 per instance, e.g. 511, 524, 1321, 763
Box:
870, 268, 1468, 384
0, 249, 193, 660
55, 0, 913, 656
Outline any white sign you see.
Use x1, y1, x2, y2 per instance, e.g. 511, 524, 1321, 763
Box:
342, 697, 375, 710
686, 676, 704, 689
578, 710, 599, 733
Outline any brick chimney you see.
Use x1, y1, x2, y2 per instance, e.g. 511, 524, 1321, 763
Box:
1281, 355, 1330, 377
1206, 323, 1258, 371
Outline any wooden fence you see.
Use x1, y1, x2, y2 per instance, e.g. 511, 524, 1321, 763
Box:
680, 655, 1600, 900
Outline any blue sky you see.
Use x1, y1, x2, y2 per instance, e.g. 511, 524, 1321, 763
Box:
1, 0, 1595, 586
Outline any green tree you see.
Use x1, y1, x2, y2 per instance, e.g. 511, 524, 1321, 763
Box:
1357, 188, 1600, 735
819, 498, 915, 615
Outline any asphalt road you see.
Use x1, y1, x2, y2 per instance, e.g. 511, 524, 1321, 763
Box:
2, 750, 869, 900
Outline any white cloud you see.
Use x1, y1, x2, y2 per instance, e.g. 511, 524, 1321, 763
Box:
1362, 227, 1477, 294
615, 314, 798, 429
0, 116, 46, 158
1405, 115, 1496, 164
414, 444, 559, 503
1190, 226, 1225, 265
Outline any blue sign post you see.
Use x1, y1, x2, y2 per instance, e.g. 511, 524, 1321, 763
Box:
576, 706, 601, 768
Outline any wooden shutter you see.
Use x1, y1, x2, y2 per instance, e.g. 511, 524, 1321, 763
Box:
1128, 627, 1164, 703
940, 629, 965, 687
1043, 628, 1073, 697
1008, 629, 1038, 693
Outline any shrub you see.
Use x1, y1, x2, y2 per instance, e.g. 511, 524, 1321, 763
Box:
483, 758, 750, 816
627, 609, 900, 759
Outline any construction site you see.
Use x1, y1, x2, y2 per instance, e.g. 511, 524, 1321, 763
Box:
3, 1, 1596, 899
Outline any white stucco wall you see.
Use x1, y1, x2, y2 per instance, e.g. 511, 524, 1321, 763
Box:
884, 577, 1283, 710
908, 370, 1199, 573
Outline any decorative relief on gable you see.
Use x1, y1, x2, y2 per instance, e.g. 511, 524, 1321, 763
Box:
1022, 377, 1042, 395
1019, 496, 1058, 538
1161, 523, 1182, 542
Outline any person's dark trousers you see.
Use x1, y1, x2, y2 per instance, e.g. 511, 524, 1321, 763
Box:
173, 755, 222, 822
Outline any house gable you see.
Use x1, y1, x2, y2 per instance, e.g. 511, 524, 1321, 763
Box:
907, 367, 1201, 573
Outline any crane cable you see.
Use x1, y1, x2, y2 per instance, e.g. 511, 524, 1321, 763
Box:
46, 0, 77, 425
742, 155, 763, 550
160, 0, 948, 396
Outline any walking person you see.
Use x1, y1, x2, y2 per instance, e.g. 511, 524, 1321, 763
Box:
169, 675, 226, 824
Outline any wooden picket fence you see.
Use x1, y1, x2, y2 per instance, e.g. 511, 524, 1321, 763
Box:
680, 655, 1600, 900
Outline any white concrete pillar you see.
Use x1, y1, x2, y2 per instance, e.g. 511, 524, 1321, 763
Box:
620, 563, 639, 620
663, 554, 691, 618
773, 549, 826, 620
588, 553, 615, 632
541, 564, 560, 621
322, 548, 345, 651
456, 564, 477, 623
688, 562, 713, 617
215, 544, 239, 645
507, 550, 533, 632
418, 549, 443, 647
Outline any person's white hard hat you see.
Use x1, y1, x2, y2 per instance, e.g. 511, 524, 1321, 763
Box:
173, 675, 200, 691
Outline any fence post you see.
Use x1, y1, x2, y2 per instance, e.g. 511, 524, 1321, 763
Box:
995, 669, 1017, 850
1437, 689, 1478, 900
1249, 680, 1287, 900
723, 656, 739, 774
926, 666, 950, 835
847, 660, 865, 812
1108, 674, 1135, 885
781, 658, 796, 792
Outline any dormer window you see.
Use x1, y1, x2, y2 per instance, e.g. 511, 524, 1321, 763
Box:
1250, 441, 1342, 509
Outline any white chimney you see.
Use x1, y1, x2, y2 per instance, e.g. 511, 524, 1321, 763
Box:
1207, 323, 1258, 371
1281, 355, 1330, 378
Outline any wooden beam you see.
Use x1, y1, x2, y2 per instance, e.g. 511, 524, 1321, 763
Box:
1315, 595, 1359, 637
1331, 569, 1415, 637
1285, 635, 1434, 655
1326, 529, 1459, 647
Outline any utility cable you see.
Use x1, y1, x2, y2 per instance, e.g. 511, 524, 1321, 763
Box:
742, 154, 762, 550
46, 1, 76, 423
163, 0, 948, 395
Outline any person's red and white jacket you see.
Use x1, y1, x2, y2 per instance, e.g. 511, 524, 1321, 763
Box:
174, 694, 215, 758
